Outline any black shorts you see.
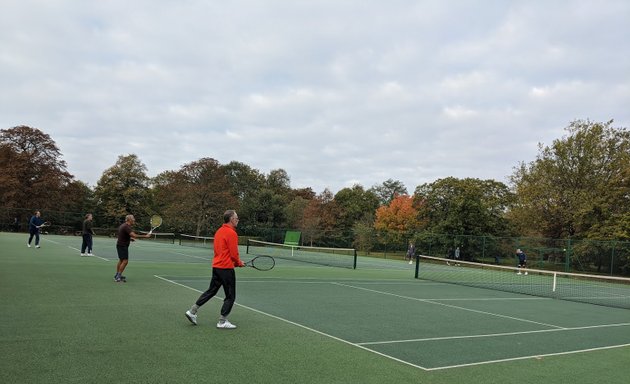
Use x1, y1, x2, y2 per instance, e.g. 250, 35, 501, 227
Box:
116, 245, 129, 260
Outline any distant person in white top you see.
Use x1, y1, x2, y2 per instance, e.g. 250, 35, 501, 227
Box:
406, 241, 415, 265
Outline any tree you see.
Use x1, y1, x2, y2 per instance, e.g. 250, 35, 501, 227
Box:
154, 158, 238, 235
415, 177, 514, 237
353, 213, 376, 254
285, 196, 309, 230
0, 126, 73, 212
222, 161, 265, 225
248, 169, 293, 228
152, 170, 189, 233
94, 154, 152, 226
61, 180, 94, 213
374, 194, 420, 246
300, 189, 339, 246
267, 169, 291, 191
334, 184, 380, 232
510, 119, 630, 239
369, 179, 408, 206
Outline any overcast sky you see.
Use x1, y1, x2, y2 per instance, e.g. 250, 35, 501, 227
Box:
2, 1, 629, 194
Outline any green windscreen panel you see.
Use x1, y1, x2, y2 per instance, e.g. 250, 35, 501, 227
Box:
284, 231, 301, 246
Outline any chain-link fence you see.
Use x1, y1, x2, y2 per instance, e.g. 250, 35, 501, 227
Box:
3, 207, 628, 277
409, 232, 630, 277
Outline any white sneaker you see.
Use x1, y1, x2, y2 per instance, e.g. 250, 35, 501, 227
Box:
87, 253, 93, 256
36, 245, 40, 248
517, 272, 522, 275
217, 320, 236, 329
185, 310, 197, 325
27, 243, 31, 248
524, 272, 528, 275
408, 260, 413, 264
81, 253, 86, 256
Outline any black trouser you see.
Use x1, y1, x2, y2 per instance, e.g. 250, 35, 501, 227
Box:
28, 230, 40, 245
81, 234, 93, 253
196, 268, 236, 317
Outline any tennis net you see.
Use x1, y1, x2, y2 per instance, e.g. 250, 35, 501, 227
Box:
415, 254, 630, 310
138, 231, 176, 244
179, 234, 214, 248
246, 239, 357, 269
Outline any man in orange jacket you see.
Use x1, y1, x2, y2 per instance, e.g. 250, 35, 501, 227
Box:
185, 210, 245, 329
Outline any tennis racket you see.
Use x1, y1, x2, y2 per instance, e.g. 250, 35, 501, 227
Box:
37, 221, 51, 228
148, 215, 162, 235
244, 256, 275, 271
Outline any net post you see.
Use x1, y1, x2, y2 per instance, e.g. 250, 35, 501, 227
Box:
353, 249, 357, 270
552, 272, 557, 292
246, 238, 250, 255
414, 254, 420, 278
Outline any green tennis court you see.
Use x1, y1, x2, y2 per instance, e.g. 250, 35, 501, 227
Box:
162, 275, 630, 371
2, 232, 630, 383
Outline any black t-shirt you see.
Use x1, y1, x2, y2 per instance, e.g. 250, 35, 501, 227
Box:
83, 219, 94, 235
117, 222, 132, 246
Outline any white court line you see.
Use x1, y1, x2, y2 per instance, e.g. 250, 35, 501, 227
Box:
358, 322, 630, 345
425, 343, 630, 371
42, 238, 63, 245
154, 274, 432, 371
333, 282, 564, 329
240, 279, 548, 301
66, 245, 110, 261
168, 251, 212, 261
156, 275, 630, 371
40, 238, 110, 261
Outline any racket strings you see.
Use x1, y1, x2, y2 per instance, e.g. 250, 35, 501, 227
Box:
249, 256, 275, 271
150, 215, 162, 228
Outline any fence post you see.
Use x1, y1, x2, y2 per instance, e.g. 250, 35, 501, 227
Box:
565, 238, 572, 273
610, 241, 616, 276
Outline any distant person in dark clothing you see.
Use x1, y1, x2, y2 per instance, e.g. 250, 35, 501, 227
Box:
516, 249, 528, 275
447, 247, 454, 265
81, 213, 95, 256
114, 214, 151, 282
27, 211, 43, 248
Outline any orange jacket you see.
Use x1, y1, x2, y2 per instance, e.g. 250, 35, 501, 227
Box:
212, 224, 243, 269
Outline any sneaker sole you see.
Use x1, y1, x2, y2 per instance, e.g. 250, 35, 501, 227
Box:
185, 313, 197, 325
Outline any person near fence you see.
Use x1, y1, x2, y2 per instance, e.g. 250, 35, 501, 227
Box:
406, 241, 416, 265
27, 211, 43, 248
454, 246, 461, 266
185, 209, 245, 329
516, 249, 528, 275
81, 213, 95, 256
447, 247, 454, 265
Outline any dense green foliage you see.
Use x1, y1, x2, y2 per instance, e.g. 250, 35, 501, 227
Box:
2, 120, 629, 256
510, 120, 630, 240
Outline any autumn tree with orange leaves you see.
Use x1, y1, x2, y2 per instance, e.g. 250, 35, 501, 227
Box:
374, 194, 422, 246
